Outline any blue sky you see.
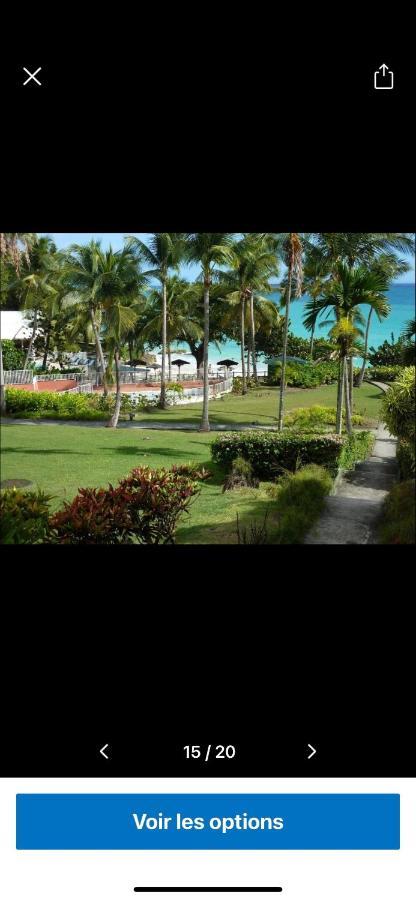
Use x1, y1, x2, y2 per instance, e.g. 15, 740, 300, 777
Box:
47, 233, 415, 284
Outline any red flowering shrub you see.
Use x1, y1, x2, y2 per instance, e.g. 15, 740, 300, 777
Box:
50, 467, 200, 545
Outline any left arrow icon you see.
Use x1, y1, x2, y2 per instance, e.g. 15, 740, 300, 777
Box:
100, 744, 110, 759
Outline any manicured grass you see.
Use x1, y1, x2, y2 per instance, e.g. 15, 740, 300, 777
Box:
132, 384, 384, 427
0, 423, 279, 543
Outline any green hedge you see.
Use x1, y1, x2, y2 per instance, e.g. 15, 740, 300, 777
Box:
397, 439, 416, 481
381, 368, 415, 443
338, 431, 375, 470
268, 361, 338, 388
378, 480, 415, 545
5, 388, 108, 420
212, 431, 344, 477
211, 430, 375, 479
366, 365, 405, 382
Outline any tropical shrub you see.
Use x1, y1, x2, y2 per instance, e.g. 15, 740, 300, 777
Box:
50, 467, 200, 545
338, 432, 375, 470
381, 367, 415, 442
5, 388, 107, 420
170, 464, 212, 482
0, 488, 52, 544
378, 480, 415, 545
396, 439, 416, 481
1, 339, 25, 371
232, 377, 257, 394
223, 456, 259, 492
166, 382, 184, 395
267, 360, 338, 388
366, 365, 405, 382
284, 405, 364, 430
368, 336, 407, 366
236, 511, 269, 544
269, 464, 333, 544
212, 431, 345, 478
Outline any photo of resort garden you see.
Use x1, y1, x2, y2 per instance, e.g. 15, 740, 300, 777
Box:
1, 232, 415, 545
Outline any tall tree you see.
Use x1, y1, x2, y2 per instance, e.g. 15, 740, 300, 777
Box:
184, 234, 236, 432
304, 263, 391, 433
140, 277, 203, 380
277, 234, 305, 431
0, 233, 36, 413
125, 234, 185, 408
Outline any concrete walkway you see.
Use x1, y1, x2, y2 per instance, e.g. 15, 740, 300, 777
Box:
305, 421, 398, 545
1, 417, 282, 432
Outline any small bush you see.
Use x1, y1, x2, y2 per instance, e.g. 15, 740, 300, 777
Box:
366, 365, 405, 382
338, 432, 375, 470
1, 339, 25, 370
285, 405, 364, 430
170, 463, 212, 482
0, 488, 52, 544
223, 456, 260, 492
236, 511, 269, 544
212, 431, 345, 479
50, 467, 200, 545
268, 361, 338, 388
273, 464, 333, 544
396, 439, 416, 481
382, 367, 415, 442
232, 377, 257, 394
378, 480, 415, 545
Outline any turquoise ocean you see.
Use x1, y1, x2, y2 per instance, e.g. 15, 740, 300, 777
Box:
197, 283, 415, 366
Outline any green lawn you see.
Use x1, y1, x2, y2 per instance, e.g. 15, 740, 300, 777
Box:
1, 383, 383, 544
0, 423, 280, 543
132, 383, 384, 427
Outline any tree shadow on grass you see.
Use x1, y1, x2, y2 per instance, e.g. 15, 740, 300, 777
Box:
98, 445, 200, 459
2, 447, 86, 455
176, 493, 280, 545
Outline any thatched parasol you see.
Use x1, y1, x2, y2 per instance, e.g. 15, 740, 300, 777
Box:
172, 359, 190, 379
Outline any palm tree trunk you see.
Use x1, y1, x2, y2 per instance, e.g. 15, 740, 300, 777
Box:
0, 339, 6, 415
344, 359, 353, 434
128, 337, 134, 367
349, 356, 354, 412
89, 307, 108, 397
42, 324, 51, 370
160, 277, 167, 409
240, 298, 247, 394
247, 340, 251, 380
199, 279, 210, 432
277, 270, 292, 431
309, 323, 315, 359
107, 349, 122, 428
336, 358, 344, 435
168, 345, 172, 382
357, 307, 373, 387
250, 293, 258, 382
24, 308, 38, 369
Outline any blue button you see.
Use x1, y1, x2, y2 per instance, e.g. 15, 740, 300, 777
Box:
16, 794, 400, 850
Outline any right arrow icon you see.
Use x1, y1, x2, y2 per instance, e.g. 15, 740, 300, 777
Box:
307, 743, 317, 759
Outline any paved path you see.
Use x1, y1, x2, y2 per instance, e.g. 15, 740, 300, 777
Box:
305, 421, 398, 545
1, 417, 282, 432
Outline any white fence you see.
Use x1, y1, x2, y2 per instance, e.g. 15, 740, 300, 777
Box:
61, 382, 93, 394
36, 373, 83, 382
3, 369, 33, 385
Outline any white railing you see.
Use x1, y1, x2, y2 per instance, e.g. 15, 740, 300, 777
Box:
36, 372, 83, 382
4, 369, 33, 384
61, 382, 93, 394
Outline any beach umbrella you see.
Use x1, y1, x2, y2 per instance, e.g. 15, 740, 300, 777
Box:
217, 359, 239, 368
171, 359, 190, 379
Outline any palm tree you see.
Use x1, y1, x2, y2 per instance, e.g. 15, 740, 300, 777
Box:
329, 318, 364, 434
304, 263, 391, 432
184, 234, 236, 432
277, 233, 305, 431
99, 247, 145, 428
0, 233, 37, 413
14, 236, 60, 369
141, 277, 203, 380
222, 235, 279, 391
356, 254, 409, 386
61, 241, 115, 396
124, 234, 185, 409
401, 318, 416, 365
